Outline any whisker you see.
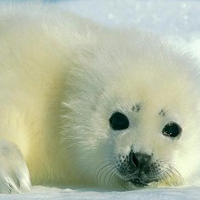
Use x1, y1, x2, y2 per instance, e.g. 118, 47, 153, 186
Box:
150, 161, 184, 186
96, 163, 111, 183
103, 166, 116, 187
121, 180, 129, 191
108, 168, 117, 188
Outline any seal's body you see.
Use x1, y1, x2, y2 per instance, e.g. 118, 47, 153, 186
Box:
0, 3, 200, 193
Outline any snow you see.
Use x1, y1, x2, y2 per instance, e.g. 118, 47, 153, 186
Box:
1, 186, 200, 200
57, 0, 200, 58
1, 0, 200, 199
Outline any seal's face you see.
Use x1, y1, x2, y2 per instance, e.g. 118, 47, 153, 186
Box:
108, 112, 182, 187
85, 62, 200, 190
64, 41, 200, 189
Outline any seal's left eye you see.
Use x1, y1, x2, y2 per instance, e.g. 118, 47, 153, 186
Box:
109, 112, 129, 131
162, 122, 182, 138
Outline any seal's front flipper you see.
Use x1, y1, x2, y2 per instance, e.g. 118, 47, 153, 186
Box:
0, 139, 31, 193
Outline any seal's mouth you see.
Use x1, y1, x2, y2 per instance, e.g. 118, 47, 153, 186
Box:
115, 151, 184, 188
115, 152, 160, 187
118, 165, 183, 188
119, 171, 160, 188
128, 177, 159, 187
129, 178, 149, 187
96, 152, 183, 189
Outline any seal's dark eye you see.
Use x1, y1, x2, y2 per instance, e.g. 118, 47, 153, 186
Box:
109, 112, 129, 131
162, 122, 182, 138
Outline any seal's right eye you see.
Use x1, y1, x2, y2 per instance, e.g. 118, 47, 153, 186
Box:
109, 112, 129, 131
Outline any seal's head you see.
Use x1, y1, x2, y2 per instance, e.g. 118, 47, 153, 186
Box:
62, 32, 200, 189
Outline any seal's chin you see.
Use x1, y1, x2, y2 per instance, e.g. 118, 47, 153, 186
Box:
129, 178, 149, 187
128, 177, 159, 187
114, 152, 184, 189
121, 171, 184, 189
120, 174, 183, 189
120, 175, 160, 188
115, 152, 163, 188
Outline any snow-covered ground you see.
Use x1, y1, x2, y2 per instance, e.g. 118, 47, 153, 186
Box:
1, 0, 200, 199
1, 186, 200, 200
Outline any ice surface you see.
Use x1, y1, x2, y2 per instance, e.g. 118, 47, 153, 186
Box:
1, 0, 200, 199
1, 186, 200, 200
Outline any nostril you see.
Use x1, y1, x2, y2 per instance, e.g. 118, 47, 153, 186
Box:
130, 152, 139, 168
129, 152, 151, 169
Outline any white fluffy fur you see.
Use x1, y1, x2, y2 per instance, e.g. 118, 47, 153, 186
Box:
0, 2, 200, 193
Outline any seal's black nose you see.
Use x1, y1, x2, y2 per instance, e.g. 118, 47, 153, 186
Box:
129, 152, 151, 169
